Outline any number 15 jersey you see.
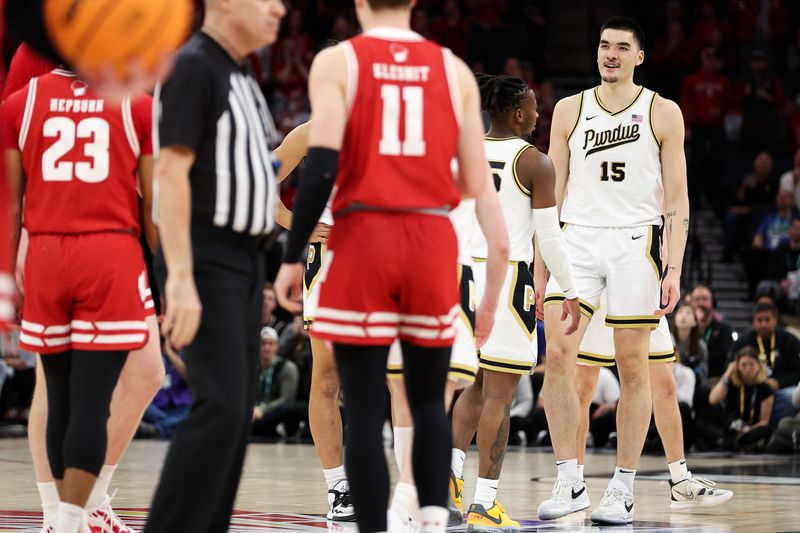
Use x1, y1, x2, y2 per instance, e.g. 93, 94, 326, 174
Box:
561, 86, 662, 228
1, 69, 152, 235
333, 28, 461, 215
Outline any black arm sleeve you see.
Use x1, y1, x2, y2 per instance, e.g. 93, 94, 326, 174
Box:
5, 0, 66, 65
283, 147, 338, 263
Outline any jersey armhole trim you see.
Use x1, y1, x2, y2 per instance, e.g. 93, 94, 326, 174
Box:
341, 42, 358, 119
442, 47, 462, 125
121, 97, 141, 158
19, 78, 38, 150
648, 91, 661, 148
566, 91, 583, 144
511, 144, 533, 197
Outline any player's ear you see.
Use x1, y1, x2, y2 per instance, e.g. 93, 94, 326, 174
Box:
516, 108, 524, 124
636, 50, 644, 66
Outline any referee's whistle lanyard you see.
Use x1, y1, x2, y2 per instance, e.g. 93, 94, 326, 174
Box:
755, 334, 776, 369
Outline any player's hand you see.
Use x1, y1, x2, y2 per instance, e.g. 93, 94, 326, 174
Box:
253, 406, 265, 421
656, 270, 681, 316
474, 301, 496, 349
309, 223, 331, 243
274, 263, 304, 314
162, 272, 202, 350
561, 297, 580, 335
533, 269, 549, 322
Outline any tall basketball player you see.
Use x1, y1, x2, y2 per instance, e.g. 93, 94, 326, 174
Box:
538, 17, 689, 524
273, 0, 507, 531
445, 74, 579, 532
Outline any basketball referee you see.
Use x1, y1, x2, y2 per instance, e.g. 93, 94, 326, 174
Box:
144, 1, 286, 532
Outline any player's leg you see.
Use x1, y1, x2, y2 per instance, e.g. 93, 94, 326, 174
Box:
649, 361, 733, 509
387, 370, 417, 530
28, 357, 61, 531
576, 365, 601, 470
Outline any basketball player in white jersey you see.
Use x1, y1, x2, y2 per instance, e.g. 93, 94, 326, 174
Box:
272, 122, 355, 522
537, 17, 690, 524
447, 74, 580, 532
571, 290, 732, 511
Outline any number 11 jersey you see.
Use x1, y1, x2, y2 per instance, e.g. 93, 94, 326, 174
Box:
333, 28, 461, 216
561, 86, 662, 228
1, 69, 151, 235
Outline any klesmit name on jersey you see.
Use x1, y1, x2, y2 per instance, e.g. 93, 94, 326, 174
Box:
582, 122, 640, 157
49, 98, 104, 113
372, 63, 431, 82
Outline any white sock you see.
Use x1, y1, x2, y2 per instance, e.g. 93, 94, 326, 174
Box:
418, 506, 448, 533
668, 459, 689, 483
556, 458, 578, 481
473, 477, 498, 508
577, 464, 585, 483
37, 482, 60, 525
86, 464, 116, 510
451, 448, 466, 479
610, 466, 636, 493
56, 502, 85, 533
390, 482, 418, 521
393, 426, 413, 471
323, 465, 347, 491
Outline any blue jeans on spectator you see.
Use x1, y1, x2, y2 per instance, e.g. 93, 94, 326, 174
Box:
143, 404, 192, 439
770, 386, 799, 428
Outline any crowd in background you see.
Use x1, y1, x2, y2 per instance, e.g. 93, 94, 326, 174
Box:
2, 0, 800, 455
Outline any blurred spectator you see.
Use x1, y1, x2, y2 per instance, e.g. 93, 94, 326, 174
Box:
139, 344, 191, 440
532, 81, 555, 152
728, 301, 800, 425
691, 0, 731, 53
252, 327, 303, 439
271, 38, 311, 98
777, 220, 800, 310
786, 27, 800, 99
279, 315, 313, 401
690, 284, 735, 379
0, 329, 35, 423
508, 374, 534, 446
681, 47, 731, 207
502, 57, 536, 89
430, 0, 471, 59
328, 16, 356, 44
778, 149, 800, 209
647, 358, 696, 452
263, 283, 286, 334
724, 151, 776, 261
587, 367, 619, 449
737, 49, 785, 154
748, 190, 798, 292
652, 21, 695, 101
766, 382, 800, 453
709, 346, 774, 451
670, 303, 709, 384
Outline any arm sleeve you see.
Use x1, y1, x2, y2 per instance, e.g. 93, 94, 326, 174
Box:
132, 94, 154, 156
533, 206, 577, 299
157, 54, 213, 152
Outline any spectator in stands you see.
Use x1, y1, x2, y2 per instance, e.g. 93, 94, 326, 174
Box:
724, 151, 776, 261
766, 382, 800, 453
709, 346, 774, 451
752, 190, 797, 253
729, 301, 800, 425
691, 0, 730, 53
738, 49, 785, 154
777, 219, 800, 311
271, 38, 310, 98
262, 283, 286, 334
681, 47, 731, 208
0, 328, 36, 423
670, 303, 709, 384
690, 284, 735, 379
586, 367, 619, 449
139, 344, 191, 440
278, 315, 313, 402
508, 375, 534, 446
778, 149, 800, 210
647, 357, 696, 452
430, 0, 470, 59
252, 327, 302, 439
652, 20, 695, 100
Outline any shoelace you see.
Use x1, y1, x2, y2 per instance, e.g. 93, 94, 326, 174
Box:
91, 490, 132, 533
549, 480, 569, 504
601, 487, 630, 509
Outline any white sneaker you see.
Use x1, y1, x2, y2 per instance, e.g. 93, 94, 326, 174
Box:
86, 494, 134, 532
590, 486, 634, 525
670, 473, 733, 509
387, 508, 412, 533
327, 480, 356, 522
39, 524, 55, 533
537, 478, 591, 520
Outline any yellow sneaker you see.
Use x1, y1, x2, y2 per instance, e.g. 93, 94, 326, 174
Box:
466, 501, 520, 533
447, 470, 464, 526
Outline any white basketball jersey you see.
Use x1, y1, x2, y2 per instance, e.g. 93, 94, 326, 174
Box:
450, 199, 477, 265
561, 86, 663, 228
472, 137, 535, 263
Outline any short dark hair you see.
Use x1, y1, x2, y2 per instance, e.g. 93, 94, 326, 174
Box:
366, 0, 412, 9
754, 301, 778, 317
474, 73, 531, 117
600, 16, 645, 50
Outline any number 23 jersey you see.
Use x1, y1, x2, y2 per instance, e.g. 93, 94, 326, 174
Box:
561, 86, 662, 228
1, 69, 151, 235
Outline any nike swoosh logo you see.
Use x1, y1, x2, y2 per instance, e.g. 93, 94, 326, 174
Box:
631, 235, 644, 240
625, 502, 634, 512
476, 510, 504, 525
571, 486, 586, 499
680, 460, 686, 466
586, 115, 598, 120
618, 469, 635, 474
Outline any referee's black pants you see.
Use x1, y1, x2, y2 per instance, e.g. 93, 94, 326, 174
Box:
145, 225, 265, 533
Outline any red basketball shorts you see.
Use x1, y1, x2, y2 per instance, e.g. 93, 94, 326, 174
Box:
20, 232, 150, 353
311, 212, 459, 347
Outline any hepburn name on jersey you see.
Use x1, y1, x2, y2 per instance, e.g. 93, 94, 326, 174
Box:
49, 98, 104, 114
582, 123, 640, 158
373, 63, 431, 82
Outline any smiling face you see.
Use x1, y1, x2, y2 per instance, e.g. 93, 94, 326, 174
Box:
597, 28, 644, 84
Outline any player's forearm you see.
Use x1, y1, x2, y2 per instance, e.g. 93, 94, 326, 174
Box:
664, 192, 690, 276
475, 184, 510, 309
157, 163, 194, 277
276, 200, 293, 230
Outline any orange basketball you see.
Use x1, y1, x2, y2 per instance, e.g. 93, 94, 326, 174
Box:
43, 0, 193, 82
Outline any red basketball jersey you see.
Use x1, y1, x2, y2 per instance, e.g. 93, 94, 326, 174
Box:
1, 69, 152, 235
333, 28, 461, 215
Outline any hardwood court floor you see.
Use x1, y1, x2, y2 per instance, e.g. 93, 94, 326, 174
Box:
0, 439, 798, 532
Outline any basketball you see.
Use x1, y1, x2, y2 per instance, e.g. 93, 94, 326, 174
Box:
43, 0, 192, 82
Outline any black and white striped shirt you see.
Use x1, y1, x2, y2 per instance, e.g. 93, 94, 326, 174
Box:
155, 32, 278, 236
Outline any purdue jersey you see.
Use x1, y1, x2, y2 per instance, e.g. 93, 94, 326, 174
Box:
561, 86, 662, 228
450, 198, 477, 265
472, 137, 535, 263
